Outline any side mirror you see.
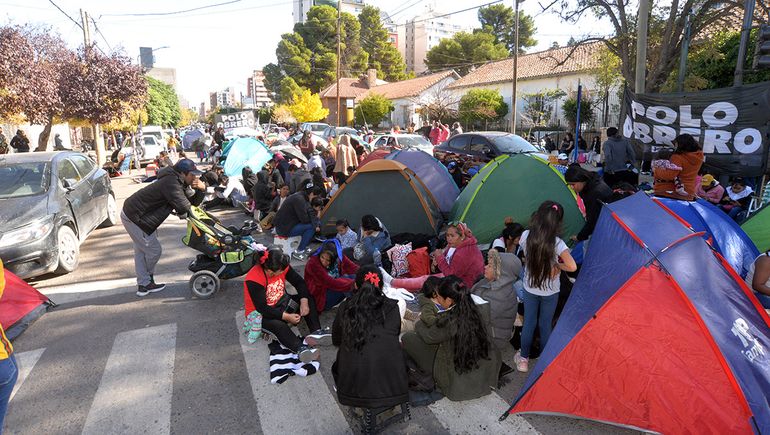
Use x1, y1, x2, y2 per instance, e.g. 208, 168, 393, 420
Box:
62, 178, 77, 190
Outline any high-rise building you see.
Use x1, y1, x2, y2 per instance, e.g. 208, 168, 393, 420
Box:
404, 4, 468, 74
293, 0, 365, 24
209, 88, 236, 109
245, 70, 274, 108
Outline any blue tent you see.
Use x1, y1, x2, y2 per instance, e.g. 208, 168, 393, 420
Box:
385, 148, 459, 214
506, 192, 770, 434
653, 197, 759, 277
223, 137, 272, 177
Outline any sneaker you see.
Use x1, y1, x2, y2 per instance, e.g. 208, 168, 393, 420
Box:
514, 351, 529, 373
380, 267, 394, 286
136, 285, 150, 297
145, 282, 166, 293
306, 327, 332, 339
291, 251, 308, 261
297, 345, 319, 363
304, 327, 332, 346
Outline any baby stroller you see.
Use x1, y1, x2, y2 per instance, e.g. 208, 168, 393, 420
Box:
182, 206, 259, 299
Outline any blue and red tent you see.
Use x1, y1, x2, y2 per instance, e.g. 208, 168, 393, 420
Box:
505, 192, 770, 434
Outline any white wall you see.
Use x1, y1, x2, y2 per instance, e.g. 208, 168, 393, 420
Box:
1, 122, 72, 151
388, 75, 458, 127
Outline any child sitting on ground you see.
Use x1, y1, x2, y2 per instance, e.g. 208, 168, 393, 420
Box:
652, 148, 687, 197
417, 276, 445, 327
335, 219, 358, 249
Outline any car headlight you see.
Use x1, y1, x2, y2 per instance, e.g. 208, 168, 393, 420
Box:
0, 216, 55, 248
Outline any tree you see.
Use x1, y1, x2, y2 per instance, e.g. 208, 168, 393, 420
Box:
522, 89, 566, 127
144, 76, 181, 127
562, 96, 595, 130
287, 89, 328, 123
425, 32, 508, 76
272, 105, 296, 124
591, 48, 622, 126
359, 6, 410, 81
412, 81, 459, 122
180, 107, 198, 126
477, 4, 537, 55
458, 89, 508, 128
544, 1, 742, 92
355, 93, 393, 127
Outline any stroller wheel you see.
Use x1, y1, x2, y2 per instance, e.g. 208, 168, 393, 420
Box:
190, 270, 220, 299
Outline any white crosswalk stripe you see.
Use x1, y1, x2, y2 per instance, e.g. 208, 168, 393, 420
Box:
81, 324, 177, 435
10, 349, 45, 402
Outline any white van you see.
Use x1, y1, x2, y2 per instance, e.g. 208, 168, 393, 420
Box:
142, 125, 168, 146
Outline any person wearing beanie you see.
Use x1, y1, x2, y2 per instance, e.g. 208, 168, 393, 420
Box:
564, 164, 612, 243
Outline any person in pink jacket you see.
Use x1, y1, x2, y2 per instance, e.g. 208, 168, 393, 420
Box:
696, 174, 725, 205
388, 222, 484, 291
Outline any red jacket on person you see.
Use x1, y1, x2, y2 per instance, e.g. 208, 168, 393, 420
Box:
435, 235, 484, 289
304, 254, 359, 312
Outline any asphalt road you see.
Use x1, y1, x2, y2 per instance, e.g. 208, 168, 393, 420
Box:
6, 175, 639, 434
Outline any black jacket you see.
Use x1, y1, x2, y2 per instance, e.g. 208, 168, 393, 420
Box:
273, 192, 316, 236
252, 171, 275, 214
10, 135, 29, 152
577, 175, 613, 241
122, 166, 204, 235
200, 169, 221, 187
289, 169, 312, 194
332, 299, 409, 408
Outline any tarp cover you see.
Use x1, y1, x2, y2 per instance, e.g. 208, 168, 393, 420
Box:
223, 137, 273, 177
1, 270, 50, 340
385, 149, 459, 214
743, 203, 770, 252
181, 130, 203, 151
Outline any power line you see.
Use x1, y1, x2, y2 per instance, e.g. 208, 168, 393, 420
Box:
46, 0, 83, 31
100, 0, 293, 23
90, 17, 113, 52
99, 0, 242, 18
388, 0, 425, 20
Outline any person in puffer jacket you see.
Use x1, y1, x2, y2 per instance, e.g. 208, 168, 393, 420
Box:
471, 250, 522, 349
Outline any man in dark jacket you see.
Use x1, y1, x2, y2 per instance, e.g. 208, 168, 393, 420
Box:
122, 159, 205, 296
601, 127, 638, 187
274, 183, 325, 260
9, 130, 29, 153
565, 164, 613, 246
288, 160, 312, 194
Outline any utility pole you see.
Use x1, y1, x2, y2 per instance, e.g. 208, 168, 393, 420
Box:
677, 9, 693, 92
511, 0, 521, 134
734, 0, 756, 86
80, 9, 106, 165
336, 0, 342, 127
634, 0, 650, 93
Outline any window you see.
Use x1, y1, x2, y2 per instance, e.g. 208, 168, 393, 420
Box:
70, 154, 95, 178
469, 136, 493, 154
448, 135, 470, 151
374, 137, 387, 147
58, 159, 82, 183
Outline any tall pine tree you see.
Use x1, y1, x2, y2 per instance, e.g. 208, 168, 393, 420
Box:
359, 6, 410, 81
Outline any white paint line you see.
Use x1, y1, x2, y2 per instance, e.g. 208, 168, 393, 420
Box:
10, 348, 45, 401
81, 324, 176, 435
235, 311, 351, 434
429, 391, 540, 435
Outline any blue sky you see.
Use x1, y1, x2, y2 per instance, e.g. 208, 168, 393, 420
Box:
2, 0, 602, 108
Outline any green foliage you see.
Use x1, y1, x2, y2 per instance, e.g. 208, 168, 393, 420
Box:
354, 93, 393, 127
255, 106, 274, 123
522, 89, 565, 126
425, 32, 509, 76
144, 76, 181, 127
359, 6, 410, 81
476, 4, 537, 55
458, 89, 508, 124
561, 97, 594, 129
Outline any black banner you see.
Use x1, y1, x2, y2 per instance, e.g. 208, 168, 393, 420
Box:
621, 82, 770, 176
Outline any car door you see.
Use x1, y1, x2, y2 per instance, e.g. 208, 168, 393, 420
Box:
444, 134, 470, 157
71, 154, 107, 230
56, 157, 92, 239
468, 135, 495, 162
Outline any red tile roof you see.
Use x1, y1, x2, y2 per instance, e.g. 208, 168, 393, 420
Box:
447, 41, 605, 90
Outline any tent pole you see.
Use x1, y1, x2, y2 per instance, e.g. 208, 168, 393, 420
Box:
574, 80, 582, 162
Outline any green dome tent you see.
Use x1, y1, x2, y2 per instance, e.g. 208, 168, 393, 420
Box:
450, 154, 585, 244
742, 204, 770, 252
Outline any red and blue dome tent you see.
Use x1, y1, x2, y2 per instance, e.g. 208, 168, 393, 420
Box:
502, 192, 770, 434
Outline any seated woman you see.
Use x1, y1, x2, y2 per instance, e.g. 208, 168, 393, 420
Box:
243, 247, 328, 362
720, 178, 753, 222
390, 222, 484, 291
343, 215, 391, 266
471, 250, 521, 349
332, 266, 409, 410
402, 276, 501, 401
491, 218, 525, 255
305, 240, 359, 313
746, 251, 770, 309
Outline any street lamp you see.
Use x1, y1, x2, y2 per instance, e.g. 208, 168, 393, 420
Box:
511, 0, 523, 135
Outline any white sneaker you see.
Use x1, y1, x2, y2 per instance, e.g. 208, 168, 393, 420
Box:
514, 351, 529, 372
380, 267, 394, 286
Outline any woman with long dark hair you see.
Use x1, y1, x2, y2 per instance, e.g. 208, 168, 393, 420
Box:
304, 240, 359, 313
332, 266, 409, 408
514, 201, 577, 373
402, 276, 501, 401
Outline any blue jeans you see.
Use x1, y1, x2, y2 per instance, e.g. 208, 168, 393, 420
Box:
287, 223, 316, 251
0, 355, 18, 429
521, 291, 559, 359
323, 290, 352, 311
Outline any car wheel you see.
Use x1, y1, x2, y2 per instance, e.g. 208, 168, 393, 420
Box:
99, 193, 118, 228
55, 225, 79, 274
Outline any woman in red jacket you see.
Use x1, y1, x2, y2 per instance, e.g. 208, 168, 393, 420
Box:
304, 240, 359, 313
389, 222, 484, 291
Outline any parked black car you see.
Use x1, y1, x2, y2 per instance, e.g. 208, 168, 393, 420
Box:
0, 152, 117, 279
433, 132, 545, 167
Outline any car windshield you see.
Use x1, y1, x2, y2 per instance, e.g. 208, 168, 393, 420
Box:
143, 137, 157, 146
0, 161, 50, 199
490, 134, 539, 153
399, 136, 431, 147
309, 124, 327, 133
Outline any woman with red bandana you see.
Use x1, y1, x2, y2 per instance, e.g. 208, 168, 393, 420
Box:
243, 247, 330, 362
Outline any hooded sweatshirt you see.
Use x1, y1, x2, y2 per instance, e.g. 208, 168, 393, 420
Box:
653, 150, 704, 200
435, 235, 484, 289
602, 135, 636, 174
471, 253, 522, 348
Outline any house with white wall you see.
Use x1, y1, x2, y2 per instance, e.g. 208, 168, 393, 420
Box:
446, 42, 622, 131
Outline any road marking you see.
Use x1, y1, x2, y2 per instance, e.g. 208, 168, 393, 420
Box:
429, 392, 539, 434
82, 324, 176, 435
235, 311, 352, 434
10, 348, 45, 401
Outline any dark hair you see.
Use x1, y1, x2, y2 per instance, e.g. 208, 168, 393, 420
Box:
673, 134, 701, 153
732, 177, 746, 187
435, 276, 490, 374
339, 265, 386, 351
254, 247, 290, 272
361, 215, 382, 232
421, 276, 443, 299
318, 242, 338, 269
310, 167, 326, 189
310, 197, 325, 208
656, 148, 673, 160
564, 163, 593, 183
525, 201, 564, 289
501, 220, 525, 241
606, 127, 618, 137
335, 218, 349, 228
333, 172, 348, 185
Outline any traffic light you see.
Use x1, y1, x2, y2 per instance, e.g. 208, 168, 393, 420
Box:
754, 24, 770, 69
